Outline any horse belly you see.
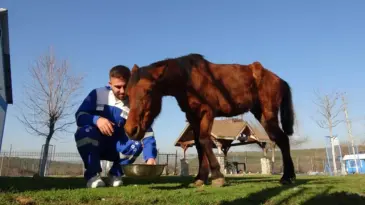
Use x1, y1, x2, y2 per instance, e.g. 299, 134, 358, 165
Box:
216, 96, 254, 116
207, 87, 255, 116
217, 78, 257, 115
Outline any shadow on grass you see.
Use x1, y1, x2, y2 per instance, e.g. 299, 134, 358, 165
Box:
128, 176, 195, 190
0, 176, 196, 193
147, 176, 314, 190
0, 175, 319, 193
224, 177, 280, 185
124, 175, 286, 186
219, 179, 310, 205
301, 189, 365, 205
123, 176, 194, 185
0, 176, 86, 193
220, 182, 365, 205
149, 183, 194, 190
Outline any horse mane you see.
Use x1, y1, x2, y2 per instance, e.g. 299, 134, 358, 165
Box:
128, 53, 206, 87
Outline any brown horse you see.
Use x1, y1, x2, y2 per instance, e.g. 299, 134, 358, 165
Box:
124, 53, 296, 187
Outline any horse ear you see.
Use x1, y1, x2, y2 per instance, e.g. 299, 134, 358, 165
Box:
131, 64, 139, 74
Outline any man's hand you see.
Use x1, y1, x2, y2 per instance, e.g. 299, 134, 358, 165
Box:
146, 158, 156, 165
96, 117, 115, 136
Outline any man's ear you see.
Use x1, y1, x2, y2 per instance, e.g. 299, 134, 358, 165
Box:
131, 64, 139, 74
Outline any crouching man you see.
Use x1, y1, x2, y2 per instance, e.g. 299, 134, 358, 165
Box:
74, 65, 157, 188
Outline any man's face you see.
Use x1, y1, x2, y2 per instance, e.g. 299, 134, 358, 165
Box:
109, 77, 127, 100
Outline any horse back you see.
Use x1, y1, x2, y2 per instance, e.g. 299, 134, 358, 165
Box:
187, 61, 258, 116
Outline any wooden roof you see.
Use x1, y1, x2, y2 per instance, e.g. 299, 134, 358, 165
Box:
174, 118, 271, 149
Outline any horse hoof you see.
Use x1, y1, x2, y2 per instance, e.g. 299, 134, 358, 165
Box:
194, 179, 205, 187
280, 177, 295, 185
212, 178, 225, 187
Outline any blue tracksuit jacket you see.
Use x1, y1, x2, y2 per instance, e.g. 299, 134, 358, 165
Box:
74, 86, 157, 179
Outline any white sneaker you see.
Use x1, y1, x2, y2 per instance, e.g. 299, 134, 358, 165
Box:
86, 174, 106, 188
106, 174, 123, 187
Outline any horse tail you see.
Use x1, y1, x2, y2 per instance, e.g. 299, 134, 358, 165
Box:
280, 80, 295, 136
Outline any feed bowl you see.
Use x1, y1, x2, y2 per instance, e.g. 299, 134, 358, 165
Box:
121, 164, 166, 179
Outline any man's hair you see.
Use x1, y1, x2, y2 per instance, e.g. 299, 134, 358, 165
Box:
109, 65, 131, 81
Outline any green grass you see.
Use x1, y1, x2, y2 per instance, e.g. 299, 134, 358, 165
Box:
0, 175, 365, 205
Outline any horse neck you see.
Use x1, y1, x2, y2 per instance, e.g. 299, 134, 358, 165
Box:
156, 66, 188, 96
156, 77, 186, 97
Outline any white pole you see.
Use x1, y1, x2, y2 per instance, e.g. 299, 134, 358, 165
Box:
341, 94, 359, 173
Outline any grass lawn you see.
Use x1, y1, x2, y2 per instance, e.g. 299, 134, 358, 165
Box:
0, 174, 364, 205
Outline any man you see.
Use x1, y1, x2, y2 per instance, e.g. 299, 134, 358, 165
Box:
74, 65, 157, 188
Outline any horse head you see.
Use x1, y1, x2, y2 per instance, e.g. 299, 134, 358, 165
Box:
124, 54, 200, 141
124, 63, 165, 141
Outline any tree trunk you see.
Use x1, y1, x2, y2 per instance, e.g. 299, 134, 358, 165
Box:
39, 136, 52, 177
329, 126, 337, 175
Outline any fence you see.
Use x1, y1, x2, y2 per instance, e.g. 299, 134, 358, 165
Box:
186, 154, 331, 175
2, 145, 363, 177
0, 150, 180, 177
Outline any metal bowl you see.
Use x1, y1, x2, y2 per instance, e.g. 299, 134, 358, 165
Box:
121, 164, 166, 179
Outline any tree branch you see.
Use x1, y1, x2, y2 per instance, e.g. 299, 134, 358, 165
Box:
312, 89, 344, 137
17, 46, 84, 141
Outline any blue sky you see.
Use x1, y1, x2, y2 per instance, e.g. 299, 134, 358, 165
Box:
1, 0, 364, 154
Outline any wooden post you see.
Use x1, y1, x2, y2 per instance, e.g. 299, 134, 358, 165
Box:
166, 154, 169, 175
157, 149, 160, 164
183, 145, 187, 159
314, 150, 316, 172
0, 152, 4, 176
174, 150, 177, 175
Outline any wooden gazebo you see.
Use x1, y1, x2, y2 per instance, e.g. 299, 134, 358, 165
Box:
174, 118, 271, 159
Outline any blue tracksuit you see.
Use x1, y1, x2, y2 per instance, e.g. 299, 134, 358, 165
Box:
74, 86, 157, 180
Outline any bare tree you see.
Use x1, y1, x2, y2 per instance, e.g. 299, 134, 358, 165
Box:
17, 47, 84, 176
312, 89, 343, 174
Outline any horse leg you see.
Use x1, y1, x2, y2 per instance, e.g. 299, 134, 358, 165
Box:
186, 113, 209, 186
261, 110, 296, 184
194, 138, 210, 186
199, 108, 225, 187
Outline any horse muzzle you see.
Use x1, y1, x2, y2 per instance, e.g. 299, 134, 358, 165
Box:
126, 125, 143, 141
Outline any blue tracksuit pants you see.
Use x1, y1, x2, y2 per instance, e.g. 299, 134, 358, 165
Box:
75, 125, 143, 180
